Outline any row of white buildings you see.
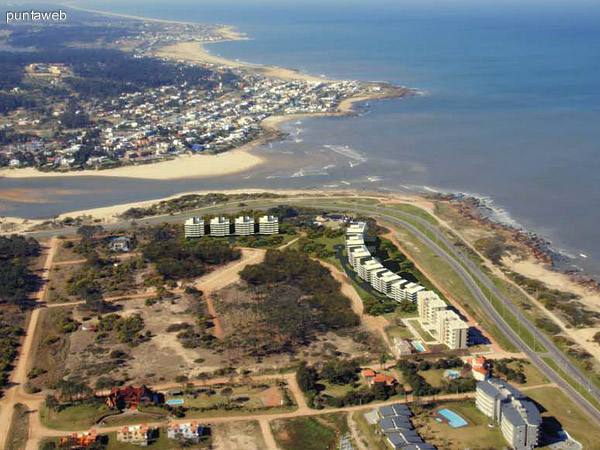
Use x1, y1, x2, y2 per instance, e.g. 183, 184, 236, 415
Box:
184, 215, 279, 238
346, 222, 468, 350
417, 291, 469, 350
346, 222, 426, 303
476, 378, 542, 450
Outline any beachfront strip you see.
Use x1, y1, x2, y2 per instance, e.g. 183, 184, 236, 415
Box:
184, 215, 279, 238
476, 378, 542, 450
345, 222, 469, 349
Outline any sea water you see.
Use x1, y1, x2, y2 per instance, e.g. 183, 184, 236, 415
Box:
2, 0, 600, 276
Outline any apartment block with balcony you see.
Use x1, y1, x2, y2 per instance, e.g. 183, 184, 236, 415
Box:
258, 215, 279, 234
476, 378, 541, 450
184, 217, 205, 238
235, 215, 255, 236
209, 216, 231, 237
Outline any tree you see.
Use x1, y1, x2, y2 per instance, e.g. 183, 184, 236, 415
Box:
220, 387, 233, 404
296, 362, 318, 394
379, 353, 389, 371
76, 225, 104, 241
45, 394, 59, 411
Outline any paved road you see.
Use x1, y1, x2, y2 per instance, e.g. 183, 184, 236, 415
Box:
19, 199, 600, 424
318, 202, 600, 425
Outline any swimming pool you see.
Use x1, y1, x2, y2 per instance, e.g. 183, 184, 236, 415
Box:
166, 398, 185, 405
411, 341, 426, 352
437, 409, 468, 428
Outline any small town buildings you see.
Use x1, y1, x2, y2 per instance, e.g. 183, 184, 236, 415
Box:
184, 217, 205, 238
106, 385, 162, 410
476, 378, 542, 450
109, 236, 131, 252
167, 422, 205, 442
234, 215, 255, 235
209, 216, 230, 236
258, 215, 279, 234
117, 425, 154, 446
361, 368, 398, 387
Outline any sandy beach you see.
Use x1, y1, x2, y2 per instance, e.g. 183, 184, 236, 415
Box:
154, 41, 333, 83
0, 147, 263, 180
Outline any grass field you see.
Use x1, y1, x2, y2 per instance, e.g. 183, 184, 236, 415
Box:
412, 400, 505, 450
525, 386, 600, 450
41, 402, 117, 430
407, 319, 435, 342
271, 413, 349, 450
508, 360, 549, 387
420, 369, 446, 388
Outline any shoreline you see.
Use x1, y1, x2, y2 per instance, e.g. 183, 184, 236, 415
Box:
0, 144, 263, 180
4, 4, 413, 181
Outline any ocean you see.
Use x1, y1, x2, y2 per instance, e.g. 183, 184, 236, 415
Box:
2, 0, 600, 276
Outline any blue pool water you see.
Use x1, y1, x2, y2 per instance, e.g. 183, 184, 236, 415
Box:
438, 409, 468, 428
166, 398, 185, 405
412, 341, 426, 353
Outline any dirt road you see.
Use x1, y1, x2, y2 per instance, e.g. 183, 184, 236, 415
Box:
0, 237, 59, 450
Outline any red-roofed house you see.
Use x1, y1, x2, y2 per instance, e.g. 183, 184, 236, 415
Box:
469, 356, 489, 381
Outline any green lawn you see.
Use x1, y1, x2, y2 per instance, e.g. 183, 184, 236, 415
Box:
41, 403, 117, 431
525, 386, 600, 450
383, 203, 440, 226
271, 414, 347, 450
384, 324, 416, 345
412, 400, 506, 450
507, 360, 549, 387
407, 319, 435, 342
420, 369, 446, 388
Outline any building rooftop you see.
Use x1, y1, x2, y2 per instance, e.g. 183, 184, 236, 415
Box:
210, 216, 229, 225
185, 217, 204, 225
346, 222, 367, 235
259, 215, 278, 223
235, 215, 254, 224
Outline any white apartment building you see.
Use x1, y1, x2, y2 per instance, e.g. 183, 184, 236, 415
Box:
345, 235, 365, 250
209, 216, 231, 237
417, 291, 447, 325
346, 222, 367, 237
184, 217, 205, 238
436, 310, 469, 350
476, 378, 542, 450
405, 283, 425, 303
372, 270, 403, 296
390, 279, 409, 302
358, 258, 384, 282
234, 216, 255, 236
371, 268, 390, 292
417, 290, 469, 350
348, 246, 371, 269
258, 215, 279, 234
